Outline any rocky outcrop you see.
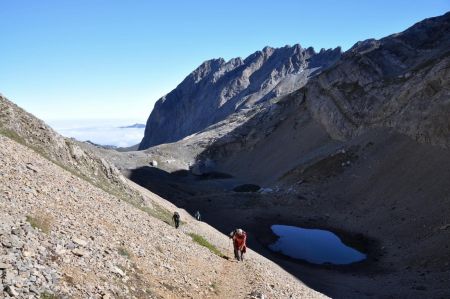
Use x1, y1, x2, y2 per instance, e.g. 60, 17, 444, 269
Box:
304, 12, 450, 147
139, 45, 341, 149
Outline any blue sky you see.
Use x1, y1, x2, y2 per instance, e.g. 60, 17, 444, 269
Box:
1, 0, 449, 122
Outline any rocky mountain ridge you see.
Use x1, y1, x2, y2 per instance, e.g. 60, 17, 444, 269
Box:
140, 12, 449, 152
191, 11, 450, 179
139, 44, 341, 149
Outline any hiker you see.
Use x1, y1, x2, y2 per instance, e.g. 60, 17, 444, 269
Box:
229, 228, 247, 261
194, 210, 201, 221
172, 211, 180, 228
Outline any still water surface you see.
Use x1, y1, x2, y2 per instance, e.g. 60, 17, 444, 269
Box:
269, 225, 366, 265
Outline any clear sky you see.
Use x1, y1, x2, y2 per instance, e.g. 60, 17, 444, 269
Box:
1, 0, 449, 122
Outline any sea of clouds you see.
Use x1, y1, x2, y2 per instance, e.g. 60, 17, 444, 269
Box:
48, 119, 146, 148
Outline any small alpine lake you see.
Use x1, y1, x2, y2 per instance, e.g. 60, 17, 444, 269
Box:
269, 225, 367, 265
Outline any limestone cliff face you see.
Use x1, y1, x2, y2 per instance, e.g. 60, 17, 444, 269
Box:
139, 45, 341, 149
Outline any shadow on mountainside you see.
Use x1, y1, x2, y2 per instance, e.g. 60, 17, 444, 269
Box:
127, 104, 450, 299
126, 163, 381, 298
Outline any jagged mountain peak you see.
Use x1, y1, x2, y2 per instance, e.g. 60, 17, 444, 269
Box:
139, 43, 341, 149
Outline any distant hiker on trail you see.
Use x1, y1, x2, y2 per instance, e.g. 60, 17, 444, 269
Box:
172, 212, 180, 228
229, 228, 247, 261
194, 210, 201, 221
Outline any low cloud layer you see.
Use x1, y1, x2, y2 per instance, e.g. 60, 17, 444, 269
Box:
49, 120, 145, 147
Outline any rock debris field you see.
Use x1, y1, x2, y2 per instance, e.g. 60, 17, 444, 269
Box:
0, 135, 326, 298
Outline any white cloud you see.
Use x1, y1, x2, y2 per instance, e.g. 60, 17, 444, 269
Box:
49, 120, 145, 147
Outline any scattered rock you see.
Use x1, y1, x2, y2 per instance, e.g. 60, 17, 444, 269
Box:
5, 285, 19, 297
111, 266, 125, 277
72, 237, 88, 247
258, 188, 273, 194
72, 248, 88, 257
439, 224, 450, 230
26, 163, 39, 173
249, 290, 266, 299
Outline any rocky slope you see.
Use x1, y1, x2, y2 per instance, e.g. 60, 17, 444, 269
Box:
0, 98, 327, 298
139, 45, 341, 149
0, 96, 144, 207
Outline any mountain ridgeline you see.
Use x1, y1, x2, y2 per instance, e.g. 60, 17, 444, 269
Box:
189, 12, 450, 182
139, 45, 342, 149
140, 12, 450, 152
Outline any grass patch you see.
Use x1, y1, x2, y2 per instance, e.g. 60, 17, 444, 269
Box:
40, 291, 59, 299
162, 282, 177, 292
0, 127, 24, 144
188, 233, 225, 258
118, 246, 132, 259
140, 203, 174, 226
210, 281, 220, 295
26, 214, 53, 234
62, 273, 75, 286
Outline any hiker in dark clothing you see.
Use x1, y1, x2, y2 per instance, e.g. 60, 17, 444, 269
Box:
194, 210, 201, 221
229, 228, 247, 261
172, 212, 180, 228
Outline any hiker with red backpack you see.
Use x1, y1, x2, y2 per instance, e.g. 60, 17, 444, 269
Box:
229, 228, 247, 261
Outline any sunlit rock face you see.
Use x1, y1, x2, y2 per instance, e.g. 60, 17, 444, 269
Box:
139, 44, 341, 149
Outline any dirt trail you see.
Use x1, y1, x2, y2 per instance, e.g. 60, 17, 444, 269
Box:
214, 259, 244, 298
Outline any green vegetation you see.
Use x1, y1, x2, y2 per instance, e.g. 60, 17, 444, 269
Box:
40, 291, 59, 299
0, 127, 24, 143
210, 282, 220, 295
140, 203, 174, 226
118, 246, 132, 259
26, 214, 53, 234
161, 282, 177, 292
188, 233, 225, 258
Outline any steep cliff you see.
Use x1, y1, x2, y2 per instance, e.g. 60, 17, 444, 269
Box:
139, 45, 341, 149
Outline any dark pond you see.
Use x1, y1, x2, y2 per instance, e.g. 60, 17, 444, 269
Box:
269, 225, 366, 265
